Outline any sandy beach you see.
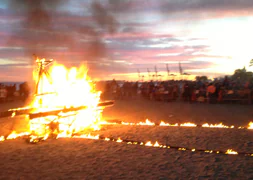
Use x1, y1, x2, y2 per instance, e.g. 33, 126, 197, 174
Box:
0, 99, 252, 179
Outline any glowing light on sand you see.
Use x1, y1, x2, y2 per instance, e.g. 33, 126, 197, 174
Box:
248, 122, 253, 129
180, 123, 197, 127
145, 141, 153, 146
159, 121, 170, 126
116, 138, 123, 143
159, 121, 178, 126
0, 136, 4, 141
202, 123, 229, 128
11, 112, 16, 118
225, 149, 238, 155
153, 141, 160, 147
137, 119, 155, 126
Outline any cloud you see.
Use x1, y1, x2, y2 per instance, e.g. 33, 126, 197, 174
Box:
116, 0, 253, 16
158, 0, 253, 12
0, 0, 252, 81
4, 0, 124, 62
107, 0, 253, 25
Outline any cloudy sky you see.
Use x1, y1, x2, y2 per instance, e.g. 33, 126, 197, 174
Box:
0, 0, 253, 82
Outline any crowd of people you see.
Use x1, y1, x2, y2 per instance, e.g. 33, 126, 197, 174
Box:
103, 79, 139, 100
0, 82, 30, 103
103, 76, 253, 104
1, 76, 252, 105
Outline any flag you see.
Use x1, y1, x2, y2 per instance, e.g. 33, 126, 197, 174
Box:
147, 68, 150, 77
179, 62, 183, 75
166, 64, 170, 75
155, 65, 158, 77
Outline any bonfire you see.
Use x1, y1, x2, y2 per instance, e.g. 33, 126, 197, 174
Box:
0, 57, 113, 143
0, 57, 252, 157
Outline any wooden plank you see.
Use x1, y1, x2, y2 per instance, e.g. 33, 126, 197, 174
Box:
29, 101, 114, 119
0, 101, 114, 119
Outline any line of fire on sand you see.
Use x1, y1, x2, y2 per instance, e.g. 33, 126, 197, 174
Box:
1, 132, 252, 157
101, 119, 253, 129
0, 58, 252, 157
72, 134, 253, 157
0, 118, 252, 157
1, 120, 252, 142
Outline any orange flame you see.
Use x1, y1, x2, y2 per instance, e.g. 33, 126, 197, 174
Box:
116, 138, 123, 143
202, 123, 230, 128
145, 141, 153, 146
153, 141, 160, 147
248, 122, 253, 129
225, 149, 238, 155
27, 60, 103, 140
72, 134, 99, 140
159, 121, 178, 126
137, 119, 155, 126
180, 123, 197, 127
6, 131, 30, 140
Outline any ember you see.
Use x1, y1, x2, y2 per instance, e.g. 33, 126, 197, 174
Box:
248, 122, 253, 129
116, 138, 123, 143
225, 149, 238, 155
153, 141, 160, 147
145, 141, 153, 146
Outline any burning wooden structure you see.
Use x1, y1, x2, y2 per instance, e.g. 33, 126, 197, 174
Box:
0, 57, 114, 143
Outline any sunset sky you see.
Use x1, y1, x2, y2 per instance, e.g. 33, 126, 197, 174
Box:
0, 0, 253, 82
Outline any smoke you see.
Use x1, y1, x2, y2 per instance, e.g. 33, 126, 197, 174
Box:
9, 0, 64, 29
7, 0, 124, 62
91, 2, 118, 34
7, 0, 66, 59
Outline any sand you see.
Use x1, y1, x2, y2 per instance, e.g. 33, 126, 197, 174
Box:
0, 99, 253, 179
